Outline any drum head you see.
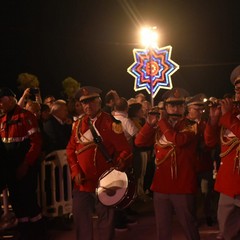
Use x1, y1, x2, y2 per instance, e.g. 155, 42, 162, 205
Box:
97, 169, 128, 206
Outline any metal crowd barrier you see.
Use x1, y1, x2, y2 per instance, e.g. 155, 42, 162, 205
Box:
1, 150, 73, 219
0, 149, 73, 230
40, 149, 73, 217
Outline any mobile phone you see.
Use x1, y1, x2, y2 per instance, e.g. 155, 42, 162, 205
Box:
30, 88, 39, 95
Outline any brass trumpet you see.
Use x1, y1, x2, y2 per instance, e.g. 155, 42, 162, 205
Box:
207, 97, 221, 107
207, 97, 240, 107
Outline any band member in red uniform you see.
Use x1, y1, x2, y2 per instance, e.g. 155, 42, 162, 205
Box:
135, 88, 200, 240
204, 66, 240, 240
0, 88, 44, 240
66, 86, 132, 240
186, 94, 215, 226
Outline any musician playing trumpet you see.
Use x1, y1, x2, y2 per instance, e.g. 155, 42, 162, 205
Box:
204, 65, 240, 240
135, 88, 200, 240
186, 94, 215, 226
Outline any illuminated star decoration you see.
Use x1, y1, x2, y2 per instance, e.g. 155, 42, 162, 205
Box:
127, 45, 179, 98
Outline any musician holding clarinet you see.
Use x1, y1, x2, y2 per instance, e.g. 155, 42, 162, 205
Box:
135, 88, 200, 240
66, 86, 132, 240
204, 65, 240, 240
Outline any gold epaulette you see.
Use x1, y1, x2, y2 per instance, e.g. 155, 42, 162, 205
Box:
112, 122, 123, 134
111, 116, 123, 134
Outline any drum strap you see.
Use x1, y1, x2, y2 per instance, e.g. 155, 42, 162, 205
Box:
88, 119, 113, 163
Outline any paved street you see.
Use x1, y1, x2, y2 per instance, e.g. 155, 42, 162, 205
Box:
48, 198, 220, 240
0, 194, 221, 239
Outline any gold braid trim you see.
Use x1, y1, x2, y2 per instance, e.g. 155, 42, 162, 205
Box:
155, 142, 177, 179
75, 142, 97, 155
219, 126, 240, 158
233, 146, 240, 174
219, 126, 240, 174
75, 117, 93, 145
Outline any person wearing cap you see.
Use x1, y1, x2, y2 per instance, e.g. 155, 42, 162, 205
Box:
186, 94, 215, 226
204, 66, 240, 240
135, 87, 200, 240
0, 87, 47, 239
66, 86, 133, 240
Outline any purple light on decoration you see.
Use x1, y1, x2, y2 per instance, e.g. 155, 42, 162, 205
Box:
127, 45, 179, 98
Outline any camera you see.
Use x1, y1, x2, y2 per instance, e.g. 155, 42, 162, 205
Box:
30, 88, 39, 95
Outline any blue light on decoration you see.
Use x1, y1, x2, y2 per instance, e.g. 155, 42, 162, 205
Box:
127, 45, 179, 98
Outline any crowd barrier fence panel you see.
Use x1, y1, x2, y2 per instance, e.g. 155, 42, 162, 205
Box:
40, 149, 73, 218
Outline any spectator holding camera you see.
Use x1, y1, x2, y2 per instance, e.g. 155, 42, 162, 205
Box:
18, 87, 42, 108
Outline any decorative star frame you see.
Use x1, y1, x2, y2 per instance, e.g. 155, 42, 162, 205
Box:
127, 45, 179, 98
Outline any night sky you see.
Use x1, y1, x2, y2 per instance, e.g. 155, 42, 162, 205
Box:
2, 0, 240, 104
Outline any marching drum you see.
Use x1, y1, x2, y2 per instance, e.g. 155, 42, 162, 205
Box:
96, 168, 136, 209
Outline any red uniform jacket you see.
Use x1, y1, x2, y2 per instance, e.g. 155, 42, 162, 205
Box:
66, 111, 133, 192
0, 105, 42, 166
135, 117, 199, 194
205, 111, 240, 197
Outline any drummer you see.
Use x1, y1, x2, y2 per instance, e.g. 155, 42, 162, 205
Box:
66, 86, 133, 240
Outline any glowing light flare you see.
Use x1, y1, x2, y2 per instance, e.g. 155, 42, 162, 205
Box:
127, 45, 180, 98
140, 27, 158, 48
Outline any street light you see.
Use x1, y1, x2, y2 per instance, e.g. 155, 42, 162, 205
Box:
140, 26, 159, 106
140, 26, 158, 48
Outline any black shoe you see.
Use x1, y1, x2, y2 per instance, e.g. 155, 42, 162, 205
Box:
115, 223, 128, 232
126, 217, 138, 227
206, 216, 213, 226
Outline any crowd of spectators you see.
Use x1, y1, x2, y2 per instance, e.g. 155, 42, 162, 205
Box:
1, 64, 240, 240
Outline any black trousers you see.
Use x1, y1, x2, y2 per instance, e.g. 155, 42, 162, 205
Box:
0, 163, 41, 220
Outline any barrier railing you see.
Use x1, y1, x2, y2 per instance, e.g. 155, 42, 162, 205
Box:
40, 149, 73, 217
1, 149, 73, 225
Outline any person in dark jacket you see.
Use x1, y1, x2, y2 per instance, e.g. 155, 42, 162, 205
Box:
43, 99, 72, 153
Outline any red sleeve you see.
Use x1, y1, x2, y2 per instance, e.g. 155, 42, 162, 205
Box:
220, 111, 240, 138
158, 118, 197, 146
106, 120, 133, 166
66, 123, 81, 179
23, 112, 42, 165
204, 120, 220, 148
135, 122, 156, 147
